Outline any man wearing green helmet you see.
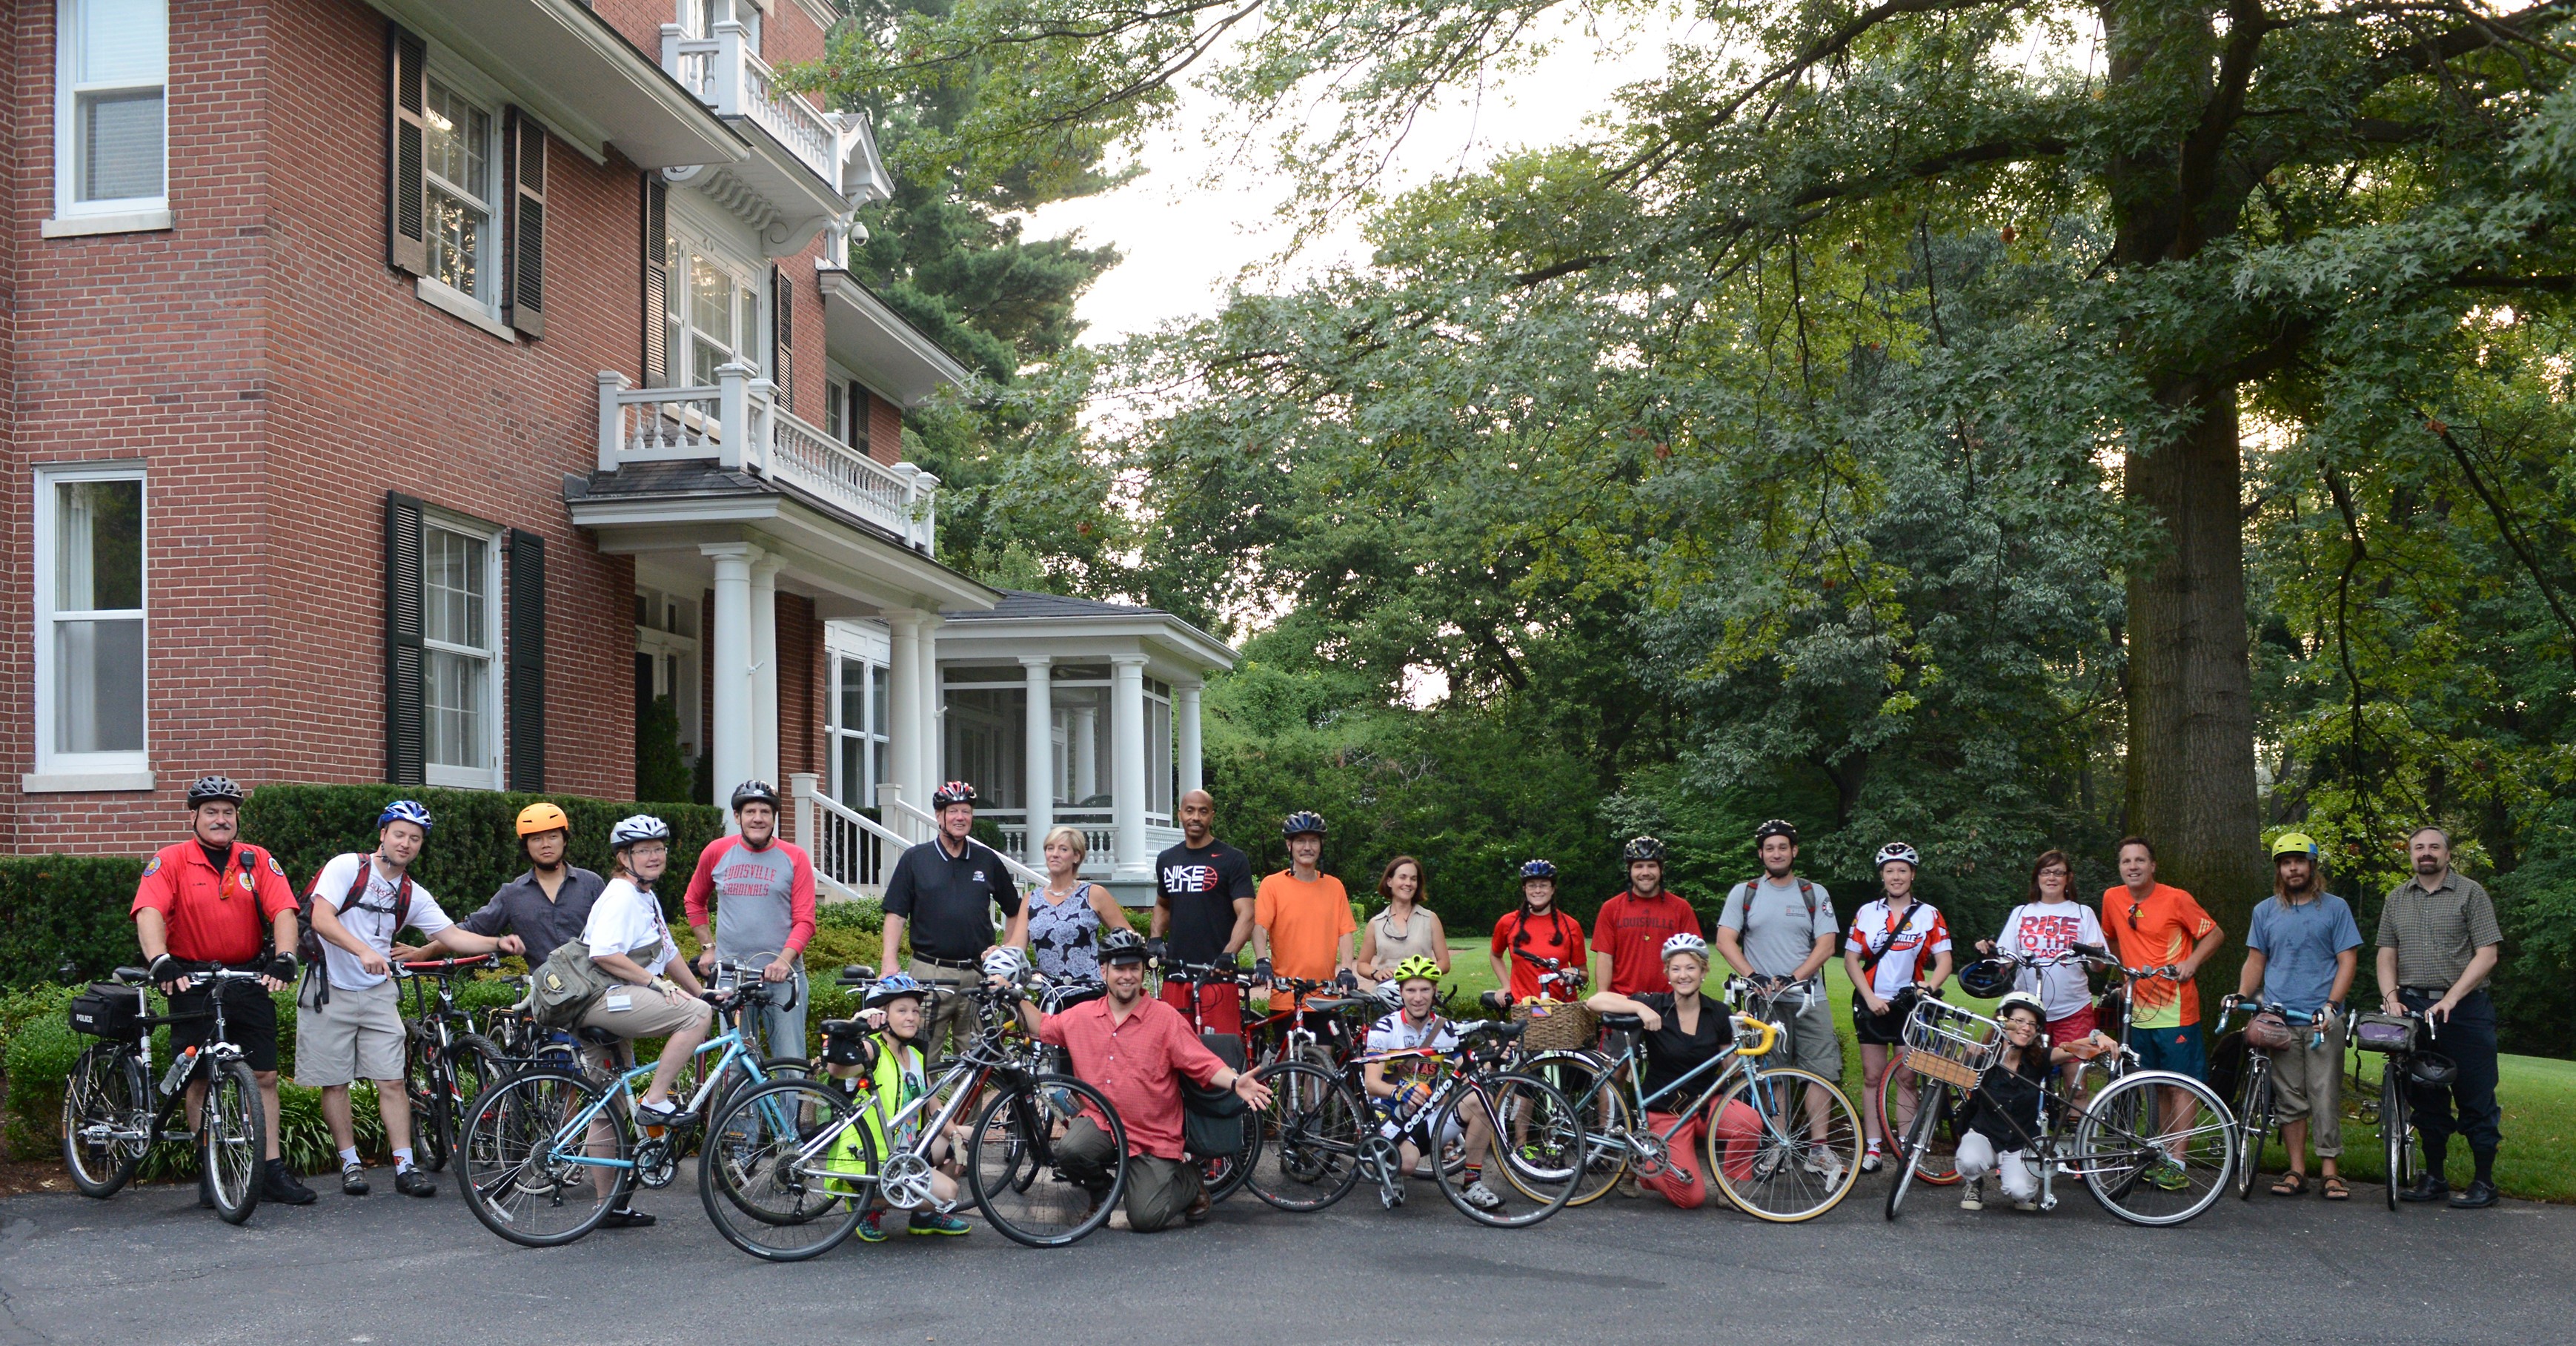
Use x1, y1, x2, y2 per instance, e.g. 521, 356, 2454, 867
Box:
2237, 832, 2363, 1199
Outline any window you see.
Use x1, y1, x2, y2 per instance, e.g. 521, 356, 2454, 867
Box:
1146, 677, 1174, 823
635, 585, 702, 767
421, 518, 502, 786
830, 655, 890, 806
665, 245, 763, 387
422, 76, 497, 306
35, 466, 147, 780
56, 0, 167, 216
677, 0, 760, 49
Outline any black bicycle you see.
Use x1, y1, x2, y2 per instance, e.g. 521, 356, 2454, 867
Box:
394, 955, 510, 1174
61, 964, 273, 1223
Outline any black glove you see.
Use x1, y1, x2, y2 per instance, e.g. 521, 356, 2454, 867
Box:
1252, 958, 1273, 984
1336, 969, 1360, 991
147, 954, 180, 987
1145, 938, 1167, 964
265, 954, 299, 984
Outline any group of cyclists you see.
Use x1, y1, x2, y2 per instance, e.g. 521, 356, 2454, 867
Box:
87, 771, 2512, 1241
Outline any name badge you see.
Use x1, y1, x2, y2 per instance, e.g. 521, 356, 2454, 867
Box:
602, 990, 634, 1012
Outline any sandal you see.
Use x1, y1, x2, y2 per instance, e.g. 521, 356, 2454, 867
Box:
2321, 1175, 2350, 1201
2271, 1171, 2308, 1197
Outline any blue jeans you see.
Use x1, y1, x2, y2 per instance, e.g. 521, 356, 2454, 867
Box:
748, 967, 810, 1063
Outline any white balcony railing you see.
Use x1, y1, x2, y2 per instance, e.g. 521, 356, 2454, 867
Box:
596, 365, 937, 551
663, 20, 855, 191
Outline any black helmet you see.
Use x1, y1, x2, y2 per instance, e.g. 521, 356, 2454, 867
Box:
1098, 929, 1151, 966
2406, 1050, 2459, 1089
186, 775, 250, 808
931, 780, 977, 809
1956, 957, 2016, 999
1754, 818, 1799, 844
1621, 835, 1667, 863
731, 779, 781, 812
1282, 810, 1327, 839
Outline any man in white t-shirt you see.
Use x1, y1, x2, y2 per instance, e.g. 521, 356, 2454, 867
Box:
299, 801, 452, 1198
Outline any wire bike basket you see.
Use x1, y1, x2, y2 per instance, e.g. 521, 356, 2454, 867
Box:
1900, 998, 2002, 1090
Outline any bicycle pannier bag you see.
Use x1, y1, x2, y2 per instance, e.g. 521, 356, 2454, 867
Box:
1183, 1031, 1248, 1160
67, 983, 143, 1041
2352, 1012, 2418, 1053
531, 938, 611, 1028
2243, 1010, 2298, 1051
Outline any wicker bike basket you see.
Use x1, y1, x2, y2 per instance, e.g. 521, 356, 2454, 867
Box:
1509, 999, 1601, 1053
1900, 998, 2003, 1090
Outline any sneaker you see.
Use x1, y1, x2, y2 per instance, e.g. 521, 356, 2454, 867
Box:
260, 1159, 318, 1206
1860, 1147, 1885, 1176
599, 1207, 657, 1229
856, 1210, 889, 1243
1461, 1179, 1504, 1211
908, 1212, 972, 1236
394, 1167, 437, 1199
633, 1097, 691, 1127
2012, 1196, 2039, 1212
341, 1161, 370, 1196
1802, 1149, 1848, 1185
1960, 1180, 1984, 1212
2144, 1158, 2192, 1192
2448, 1179, 2498, 1210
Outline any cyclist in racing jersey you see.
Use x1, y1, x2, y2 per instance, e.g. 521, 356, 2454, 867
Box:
1360, 955, 1504, 1210
1586, 932, 1739, 1208
823, 973, 970, 1240
1845, 841, 1953, 1174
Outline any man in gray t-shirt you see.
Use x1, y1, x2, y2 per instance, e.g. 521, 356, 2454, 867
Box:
1716, 819, 1843, 1153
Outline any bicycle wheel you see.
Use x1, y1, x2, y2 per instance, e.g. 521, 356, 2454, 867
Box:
1878, 1055, 1959, 1184
1518, 1050, 1631, 1206
2077, 1069, 2233, 1226
969, 1073, 1122, 1247
459, 1067, 625, 1247
1883, 1080, 1948, 1221
1706, 1067, 1862, 1223
202, 1058, 265, 1226
1244, 1060, 1363, 1212
699, 1078, 868, 1261
2381, 1060, 2411, 1211
406, 1027, 453, 1172
2233, 1068, 2271, 1201
1455, 1072, 1584, 1227
442, 1033, 509, 1168
60, 1045, 148, 1198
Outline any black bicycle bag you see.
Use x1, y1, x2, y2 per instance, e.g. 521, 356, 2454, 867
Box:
67, 983, 145, 1041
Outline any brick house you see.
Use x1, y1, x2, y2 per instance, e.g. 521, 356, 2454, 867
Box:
4, 0, 1227, 897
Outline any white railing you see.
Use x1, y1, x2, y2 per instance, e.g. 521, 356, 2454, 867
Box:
597, 366, 937, 551
663, 20, 852, 190
792, 772, 904, 901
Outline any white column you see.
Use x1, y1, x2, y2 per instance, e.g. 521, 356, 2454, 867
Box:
790, 772, 820, 853
703, 543, 755, 835
750, 553, 782, 789
1072, 706, 1099, 803
1111, 654, 1148, 879
1020, 657, 1053, 868
917, 614, 944, 806
886, 610, 921, 841
1175, 679, 1204, 796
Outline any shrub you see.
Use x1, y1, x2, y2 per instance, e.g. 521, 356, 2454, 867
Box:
0, 857, 153, 990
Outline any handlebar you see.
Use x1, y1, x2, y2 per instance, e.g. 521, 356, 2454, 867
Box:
394, 954, 497, 975
1731, 1015, 1782, 1058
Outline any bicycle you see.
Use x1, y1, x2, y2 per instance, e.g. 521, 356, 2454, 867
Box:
453, 978, 803, 1246
1908, 944, 2125, 1185
1334, 1018, 1588, 1226
479, 973, 579, 1068
1162, 955, 1264, 1202
2218, 995, 2326, 1200
393, 955, 508, 1174
60, 964, 274, 1224
693, 978, 1127, 1258
2348, 1004, 2428, 1210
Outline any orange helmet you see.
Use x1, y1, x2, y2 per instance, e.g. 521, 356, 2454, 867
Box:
516, 801, 571, 837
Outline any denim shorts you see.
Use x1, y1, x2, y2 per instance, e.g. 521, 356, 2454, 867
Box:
2126, 1022, 2205, 1080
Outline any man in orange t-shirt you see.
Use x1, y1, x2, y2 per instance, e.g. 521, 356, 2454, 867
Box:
2101, 835, 2225, 1180
1252, 812, 1357, 1007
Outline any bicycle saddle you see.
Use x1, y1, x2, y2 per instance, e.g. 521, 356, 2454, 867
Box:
1599, 1012, 1644, 1030
575, 1027, 623, 1047
837, 964, 877, 987
1301, 997, 1364, 1012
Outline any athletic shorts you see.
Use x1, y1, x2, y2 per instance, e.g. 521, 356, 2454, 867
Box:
2127, 1022, 2205, 1081
169, 975, 279, 1074
2044, 1004, 2098, 1052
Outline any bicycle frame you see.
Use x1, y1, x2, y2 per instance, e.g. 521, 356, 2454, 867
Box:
752, 989, 1034, 1201
532, 1019, 779, 1176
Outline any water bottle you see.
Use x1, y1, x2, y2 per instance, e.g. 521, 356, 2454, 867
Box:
161, 1046, 199, 1095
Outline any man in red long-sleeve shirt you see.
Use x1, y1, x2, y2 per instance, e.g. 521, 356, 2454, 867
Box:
684, 780, 817, 1060
1022, 930, 1272, 1231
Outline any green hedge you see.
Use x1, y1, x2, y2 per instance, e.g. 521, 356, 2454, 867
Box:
0, 857, 152, 988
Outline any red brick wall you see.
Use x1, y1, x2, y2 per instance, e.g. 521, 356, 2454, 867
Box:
869, 392, 902, 466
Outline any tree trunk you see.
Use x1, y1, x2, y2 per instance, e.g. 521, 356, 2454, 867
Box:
2124, 385, 2271, 1013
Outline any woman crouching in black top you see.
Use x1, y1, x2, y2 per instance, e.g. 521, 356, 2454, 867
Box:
1956, 992, 2115, 1211
1587, 932, 1734, 1207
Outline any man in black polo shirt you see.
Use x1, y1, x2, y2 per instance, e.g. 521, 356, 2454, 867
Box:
882, 780, 1029, 1061
1149, 789, 1255, 1035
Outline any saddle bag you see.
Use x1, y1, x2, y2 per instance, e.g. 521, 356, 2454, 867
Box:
530, 938, 611, 1028
2351, 1012, 2418, 1053
2243, 1010, 2299, 1052
67, 983, 145, 1041
1182, 1031, 1249, 1161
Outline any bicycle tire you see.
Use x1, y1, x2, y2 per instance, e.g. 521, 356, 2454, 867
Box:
442, 1033, 510, 1171
406, 1026, 454, 1173
1453, 1071, 1584, 1227
60, 1045, 147, 1198
1884, 1080, 1948, 1221
1516, 1050, 1630, 1206
699, 1077, 868, 1261
1705, 1067, 1862, 1224
1877, 1053, 1960, 1184
2381, 1061, 2408, 1212
458, 1067, 627, 1247
202, 1058, 264, 1226
1244, 1060, 1363, 1212
2234, 1069, 2271, 1201
2077, 1069, 2233, 1227
968, 1073, 1123, 1247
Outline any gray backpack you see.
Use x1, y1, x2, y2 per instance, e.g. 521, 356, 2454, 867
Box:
531, 938, 611, 1028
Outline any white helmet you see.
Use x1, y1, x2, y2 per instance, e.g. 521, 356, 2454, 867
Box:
609, 814, 671, 849
1996, 990, 2048, 1026
982, 946, 1029, 981
1661, 932, 1710, 961
1373, 980, 1404, 1009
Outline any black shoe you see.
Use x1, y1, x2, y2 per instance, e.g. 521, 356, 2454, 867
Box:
341, 1162, 370, 1196
394, 1167, 437, 1199
2448, 1179, 2497, 1209
261, 1160, 318, 1206
2399, 1173, 2450, 1204
600, 1207, 656, 1229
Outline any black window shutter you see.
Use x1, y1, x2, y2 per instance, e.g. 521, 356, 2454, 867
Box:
851, 384, 870, 456
642, 176, 670, 385
506, 529, 546, 791
771, 265, 794, 407
385, 26, 429, 276
385, 494, 427, 785
503, 108, 548, 339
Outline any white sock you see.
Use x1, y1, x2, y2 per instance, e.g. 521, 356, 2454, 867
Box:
394, 1147, 415, 1173
339, 1147, 360, 1168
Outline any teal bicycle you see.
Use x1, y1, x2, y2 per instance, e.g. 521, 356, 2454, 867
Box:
455, 976, 801, 1246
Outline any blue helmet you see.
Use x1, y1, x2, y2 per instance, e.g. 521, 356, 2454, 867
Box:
1520, 858, 1558, 881
378, 800, 434, 832
1282, 810, 1327, 839
866, 972, 930, 1008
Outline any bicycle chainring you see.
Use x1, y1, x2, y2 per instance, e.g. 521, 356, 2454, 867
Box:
1627, 1131, 1670, 1177
634, 1136, 677, 1189
877, 1151, 936, 1210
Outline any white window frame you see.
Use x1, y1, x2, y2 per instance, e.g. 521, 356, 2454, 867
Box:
416, 55, 508, 322
636, 585, 703, 763
677, 0, 761, 50
30, 462, 150, 790
50, 0, 170, 234
668, 222, 769, 389
826, 622, 890, 806
420, 510, 505, 790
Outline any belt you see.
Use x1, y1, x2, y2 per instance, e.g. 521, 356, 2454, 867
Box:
914, 954, 979, 972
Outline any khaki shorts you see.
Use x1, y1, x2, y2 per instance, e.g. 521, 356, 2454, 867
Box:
577, 982, 713, 1071
1776, 989, 1845, 1082
2268, 1016, 2345, 1156
296, 978, 406, 1086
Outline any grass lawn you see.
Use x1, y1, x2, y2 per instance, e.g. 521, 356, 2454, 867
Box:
1433, 938, 2575, 1202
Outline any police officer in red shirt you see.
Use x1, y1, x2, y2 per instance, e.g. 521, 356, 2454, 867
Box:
130, 775, 316, 1206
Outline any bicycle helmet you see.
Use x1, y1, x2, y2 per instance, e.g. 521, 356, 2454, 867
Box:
1754, 818, 1799, 844
2270, 831, 2320, 861
2406, 1050, 2459, 1089
730, 779, 782, 812
186, 775, 249, 808
1390, 955, 1444, 985
1873, 841, 1920, 869
1518, 858, 1558, 881
930, 780, 978, 809
1621, 835, 1667, 863
1282, 810, 1328, 839
865, 972, 930, 1009
515, 801, 571, 836
608, 814, 671, 849
1660, 932, 1710, 962
377, 800, 434, 832
983, 946, 1029, 981
1956, 957, 2016, 999
1373, 980, 1404, 1008
1097, 929, 1151, 966
1995, 990, 2047, 1024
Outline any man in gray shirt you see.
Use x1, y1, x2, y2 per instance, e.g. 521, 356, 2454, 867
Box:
2377, 826, 2504, 1209
1716, 818, 1844, 1156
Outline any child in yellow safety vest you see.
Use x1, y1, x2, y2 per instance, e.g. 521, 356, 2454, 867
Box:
821, 972, 969, 1239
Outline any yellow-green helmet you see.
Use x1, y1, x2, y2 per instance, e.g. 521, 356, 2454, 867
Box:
2271, 832, 2320, 862
1391, 955, 1444, 986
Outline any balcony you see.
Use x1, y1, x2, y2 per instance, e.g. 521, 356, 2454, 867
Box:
660, 20, 892, 256
595, 363, 937, 552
